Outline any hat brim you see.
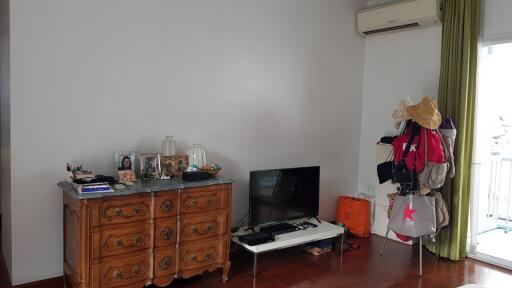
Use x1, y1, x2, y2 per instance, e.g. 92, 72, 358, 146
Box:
406, 106, 442, 129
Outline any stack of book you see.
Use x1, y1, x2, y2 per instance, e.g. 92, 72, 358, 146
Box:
66, 164, 115, 193
74, 182, 114, 194
71, 169, 95, 181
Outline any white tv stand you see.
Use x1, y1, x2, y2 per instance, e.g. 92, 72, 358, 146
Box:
232, 218, 345, 278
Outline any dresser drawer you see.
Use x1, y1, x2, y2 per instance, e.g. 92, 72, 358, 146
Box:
180, 211, 227, 242
154, 247, 177, 277
179, 239, 226, 272
93, 224, 153, 259
155, 219, 177, 247
95, 254, 151, 288
181, 185, 228, 214
154, 191, 179, 218
100, 196, 151, 225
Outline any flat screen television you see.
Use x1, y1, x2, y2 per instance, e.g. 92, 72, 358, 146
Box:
249, 166, 320, 228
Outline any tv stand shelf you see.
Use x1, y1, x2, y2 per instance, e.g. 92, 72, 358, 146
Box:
232, 218, 344, 278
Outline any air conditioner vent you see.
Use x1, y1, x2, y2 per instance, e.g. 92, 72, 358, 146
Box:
363, 23, 420, 35
357, 0, 441, 36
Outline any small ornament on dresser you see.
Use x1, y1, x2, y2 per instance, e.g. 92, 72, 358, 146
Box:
207, 163, 222, 177
67, 163, 95, 181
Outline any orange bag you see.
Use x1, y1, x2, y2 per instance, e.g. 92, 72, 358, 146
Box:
336, 196, 370, 237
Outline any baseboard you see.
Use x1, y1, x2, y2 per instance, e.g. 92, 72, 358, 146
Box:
12, 277, 63, 288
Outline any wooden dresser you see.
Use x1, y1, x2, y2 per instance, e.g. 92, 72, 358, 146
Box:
59, 178, 232, 288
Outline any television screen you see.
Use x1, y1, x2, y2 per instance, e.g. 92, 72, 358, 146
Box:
249, 166, 320, 228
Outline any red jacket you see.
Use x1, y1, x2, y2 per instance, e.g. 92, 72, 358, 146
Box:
392, 127, 445, 173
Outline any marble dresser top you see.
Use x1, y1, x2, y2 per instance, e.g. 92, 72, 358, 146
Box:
58, 176, 233, 199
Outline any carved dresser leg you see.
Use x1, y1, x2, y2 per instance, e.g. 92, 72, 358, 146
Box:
223, 260, 232, 282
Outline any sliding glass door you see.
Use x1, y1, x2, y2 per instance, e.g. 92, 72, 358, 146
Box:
468, 41, 512, 269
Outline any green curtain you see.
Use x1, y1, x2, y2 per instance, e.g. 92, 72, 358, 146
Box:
427, 0, 481, 260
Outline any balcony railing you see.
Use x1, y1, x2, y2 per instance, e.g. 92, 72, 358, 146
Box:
487, 157, 512, 230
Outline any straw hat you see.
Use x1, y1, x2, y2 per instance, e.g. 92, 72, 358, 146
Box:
406, 96, 442, 129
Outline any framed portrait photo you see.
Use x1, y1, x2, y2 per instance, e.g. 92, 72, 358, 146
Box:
113, 152, 137, 177
140, 153, 161, 179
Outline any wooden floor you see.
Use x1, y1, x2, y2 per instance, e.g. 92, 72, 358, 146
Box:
1, 235, 511, 288
167, 235, 512, 288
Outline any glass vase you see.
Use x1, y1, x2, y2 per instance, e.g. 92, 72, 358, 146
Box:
187, 144, 208, 168
162, 136, 172, 156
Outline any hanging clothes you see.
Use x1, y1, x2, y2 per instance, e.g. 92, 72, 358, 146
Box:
392, 126, 445, 173
438, 118, 457, 178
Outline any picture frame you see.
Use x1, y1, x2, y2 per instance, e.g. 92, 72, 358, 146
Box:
113, 152, 137, 177
161, 155, 189, 177
140, 153, 161, 180
118, 170, 136, 182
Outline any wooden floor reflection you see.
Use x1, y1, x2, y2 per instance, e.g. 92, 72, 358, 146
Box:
168, 235, 512, 288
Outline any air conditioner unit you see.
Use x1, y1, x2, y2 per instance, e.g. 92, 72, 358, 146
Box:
357, 0, 442, 36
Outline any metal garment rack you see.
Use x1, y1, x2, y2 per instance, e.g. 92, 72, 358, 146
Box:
380, 227, 424, 276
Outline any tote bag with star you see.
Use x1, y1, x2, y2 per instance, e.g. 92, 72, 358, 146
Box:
388, 194, 436, 237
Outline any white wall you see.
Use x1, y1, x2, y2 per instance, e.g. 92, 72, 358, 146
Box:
482, 0, 512, 43
9, 0, 365, 284
0, 0, 12, 277
357, 26, 442, 201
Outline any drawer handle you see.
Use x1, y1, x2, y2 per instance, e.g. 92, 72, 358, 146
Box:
111, 206, 143, 218
160, 200, 173, 212
112, 270, 123, 279
112, 234, 145, 247
160, 228, 173, 241
189, 197, 215, 208
112, 265, 141, 280
133, 234, 144, 245
189, 252, 213, 264
113, 239, 123, 247
190, 223, 217, 235
113, 208, 122, 216
159, 256, 173, 271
